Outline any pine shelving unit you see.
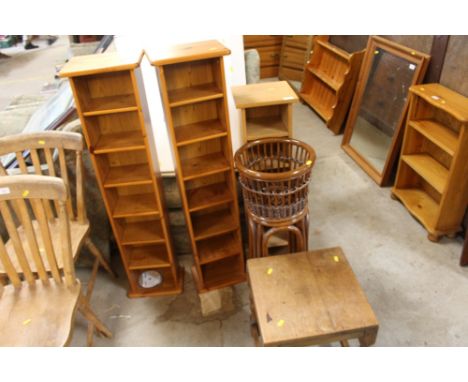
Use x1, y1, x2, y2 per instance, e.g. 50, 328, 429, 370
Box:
300, 36, 365, 134
147, 40, 246, 292
278, 35, 313, 84
60, 52, 183, 297
392, 83, 468, 242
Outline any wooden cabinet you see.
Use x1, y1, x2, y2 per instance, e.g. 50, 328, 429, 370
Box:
60, 52, 183, 297
278, 35, 313, 84
392, 84, 468, 242
147, 40, 245, 292
300, 36, 365, 134
232, 81, 298, 143
243, 35, 283, 78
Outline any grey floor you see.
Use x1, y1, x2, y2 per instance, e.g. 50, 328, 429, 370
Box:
1, 40, 467, 347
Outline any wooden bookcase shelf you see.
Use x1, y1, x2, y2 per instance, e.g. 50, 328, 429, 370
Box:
60, 52, 183, 297
278, 35, 313, 84
243, 35, 283, 78
392, 84, 468, 242
148, 40, 246, 292
300, 36, 365, 134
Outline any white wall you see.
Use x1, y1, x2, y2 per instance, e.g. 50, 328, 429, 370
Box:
114, 35, 246, 173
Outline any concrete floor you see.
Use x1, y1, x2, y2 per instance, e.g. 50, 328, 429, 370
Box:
1, 41, 467, 347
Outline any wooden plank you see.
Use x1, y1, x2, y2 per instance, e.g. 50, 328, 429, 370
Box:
402, 154, 449, 194
409, 120, 458, 156
232, 81, 298, 109
424, 36, 450, 83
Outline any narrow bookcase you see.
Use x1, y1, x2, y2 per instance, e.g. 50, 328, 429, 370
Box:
147, 40, 246, 292
392, 84, 468, 242
60, 52, 183, 297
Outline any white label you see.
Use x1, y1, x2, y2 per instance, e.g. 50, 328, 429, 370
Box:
283, 96, 295, 100
0, 187, 10, 195
409, 64, 416, 70
431, 95, 441, 101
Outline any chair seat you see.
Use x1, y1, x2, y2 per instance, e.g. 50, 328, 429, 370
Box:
0, 218, 89, 273
0, 279, 81, 346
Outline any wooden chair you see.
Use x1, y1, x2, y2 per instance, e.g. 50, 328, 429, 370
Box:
0, 175, 111, 346
0, 131, 116, 345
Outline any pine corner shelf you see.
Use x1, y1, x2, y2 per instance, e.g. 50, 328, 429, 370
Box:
147, 40, 246, 293
300, 36, 365, 134
60, 51, 183, 297
392, 83, 468, 242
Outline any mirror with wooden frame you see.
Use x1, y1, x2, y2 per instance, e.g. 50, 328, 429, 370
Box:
342, 36, 430, 186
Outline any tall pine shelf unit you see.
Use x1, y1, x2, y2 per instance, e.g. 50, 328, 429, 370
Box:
147, 40, 246, 292
60, 52, 183, 297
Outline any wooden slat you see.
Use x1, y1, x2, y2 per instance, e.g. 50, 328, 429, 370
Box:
30, 148, 55, 221
15, 151, 28, 173
0, 201, 35, 285
58, 148, 74, 220
15, 198, 49, 283
402, 154, 449, 194
58, 201, 75, 286
0, 238, 21, 287
44, 148, 61, 214
30, 199, 61, 283
75, 151, 87, 224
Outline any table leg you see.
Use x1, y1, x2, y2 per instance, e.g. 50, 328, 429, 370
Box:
460, 234, 468, 267
359, 327, 378, 347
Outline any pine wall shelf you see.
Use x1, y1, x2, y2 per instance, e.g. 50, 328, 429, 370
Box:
300, 36, 365, 134
147, 40, 246, 292
60, 52, 183, 297
392, 83, 468, 242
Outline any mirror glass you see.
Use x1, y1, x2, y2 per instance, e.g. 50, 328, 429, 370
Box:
349, 48, 417, 173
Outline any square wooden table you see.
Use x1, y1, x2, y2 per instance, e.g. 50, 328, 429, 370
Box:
247, 247, 379, 346
232, 81, 299, 144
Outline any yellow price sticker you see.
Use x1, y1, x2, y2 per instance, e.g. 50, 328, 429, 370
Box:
374, 50, 379, 55
277, 319, 285, 328
306, 159, 313, 166
333, 255, 340, 262
38, 140, 46, 145
267, 268, 273, 275
22, 190, 30, 197
23, 318, 32, 326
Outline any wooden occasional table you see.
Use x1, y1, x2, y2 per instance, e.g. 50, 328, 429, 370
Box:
232, 81, 299, 144
247, 247, 379, 346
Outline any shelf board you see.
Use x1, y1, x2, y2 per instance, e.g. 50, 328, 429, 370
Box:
392, 188, 439, 231
201, 257, 245, 290
315, 39, 350, 61
127, 245, 171, 270
181, 152, 230, 181
112, 192, 159, 218
168, 84, 223, 107
82, 94, 138, 116
121, 220, 165, 245
187, 182, 233, 212
401, 154, 449, 194
308, 67, 341, 91
192, 208, 238, 241
300, 92, 333, 122
93, 130, 146, 154
103, 163, 152, 188
246, 116, 289, 140
198, 234, 241, 264
175, 119, 227, 147
409, 120, 458, 157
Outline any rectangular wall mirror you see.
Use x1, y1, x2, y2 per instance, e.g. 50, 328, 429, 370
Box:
342, 36, 430, 186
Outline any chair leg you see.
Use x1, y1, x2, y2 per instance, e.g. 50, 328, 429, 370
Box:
78, 294, 112, 346
85, 237, 117, 278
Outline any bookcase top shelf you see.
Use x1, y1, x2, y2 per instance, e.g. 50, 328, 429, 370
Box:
146, 40, 230, 66
410, 84, 468, 122
59, 51, 144, 77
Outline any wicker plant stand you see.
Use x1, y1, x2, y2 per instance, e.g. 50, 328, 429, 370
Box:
235, 138, 316, 258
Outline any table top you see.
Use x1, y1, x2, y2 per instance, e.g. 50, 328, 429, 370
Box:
247, 247, 378, 346
232, 81, 299, 109
59, 51, 143, 78
146, 40, 230, 66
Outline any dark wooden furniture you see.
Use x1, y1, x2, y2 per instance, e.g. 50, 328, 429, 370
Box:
392, 84, 468, 242
60, 52, 183, 298
300, 36, 365, 135
342, 36, 430, 186
461, 232, 468, 266
243, 35, 283, 78
147, 40, 245, 292
235, 138, 315, 258
248, 247, 379, 346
